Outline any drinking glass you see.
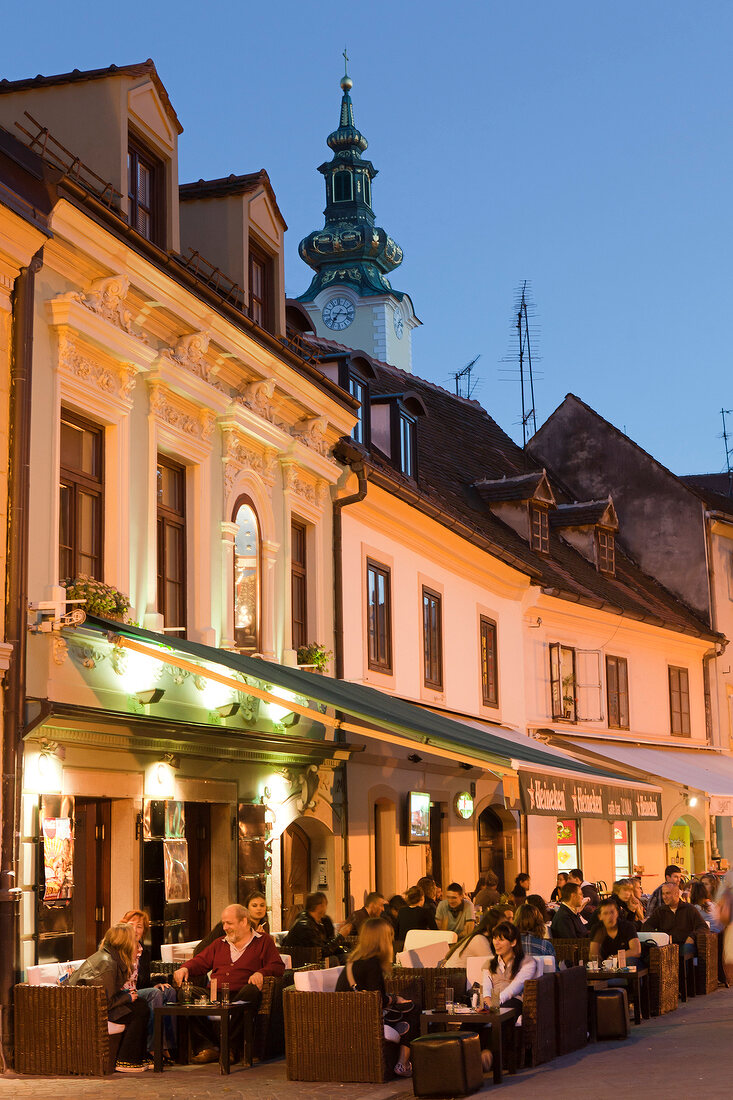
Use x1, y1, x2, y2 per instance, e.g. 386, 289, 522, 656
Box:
181, 981, 192, 1004
220, 983, 230, 1006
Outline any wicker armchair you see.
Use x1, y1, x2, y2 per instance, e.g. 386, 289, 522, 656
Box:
645, 942, 679, 1015
392, 966, 464, 1010
520, 972, 557, 1067
551, 937, 591, 967
286, 946, 326, 968
695, 931, 719, 996
554, 966, 588, 1055
14, 984, 121, 1076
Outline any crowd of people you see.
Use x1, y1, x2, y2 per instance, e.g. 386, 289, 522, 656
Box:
65, 863, 727, 1076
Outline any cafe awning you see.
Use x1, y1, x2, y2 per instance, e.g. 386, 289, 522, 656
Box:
81, 616, 635, 782
559, 737, 733, 816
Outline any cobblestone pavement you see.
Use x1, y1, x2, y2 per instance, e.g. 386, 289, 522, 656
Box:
2, 986, 733, 1099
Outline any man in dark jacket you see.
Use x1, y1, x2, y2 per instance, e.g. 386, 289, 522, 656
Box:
341, 891, 386, 936
282, 891, 345, 960
646, 866, 683, 915
550, 883, 589, 939
567, 869, 600, 920
642, 883, 707, 952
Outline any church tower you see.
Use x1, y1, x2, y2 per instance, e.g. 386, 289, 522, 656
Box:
297, 57, 419, 371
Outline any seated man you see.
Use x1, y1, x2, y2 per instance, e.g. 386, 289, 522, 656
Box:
282, 891, 345, 961
437, 882, 475, 937
567, 868, 600, 920
341, 891, 386, 937
173, 903, 284, 1063
590, 898, 641, 965
549, 882, 589, 939
396, 885, 438, 943
646, 865, 682, 915
642, 882, 707, 960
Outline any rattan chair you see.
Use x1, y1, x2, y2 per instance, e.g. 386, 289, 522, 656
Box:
14, 984, 121, 1076
554, 965, 588, 1055
392, 966, 464, 1009
694, 931, 719, 996
550, 937, 591, 967
286, 946, 326, 968
520, 972, 557, 1067
645, 942, 679, 1015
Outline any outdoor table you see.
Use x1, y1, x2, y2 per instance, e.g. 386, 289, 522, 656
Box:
153, 1000, 255, 1075
419, 1006, 518, 1085
584, 966, 650, 1028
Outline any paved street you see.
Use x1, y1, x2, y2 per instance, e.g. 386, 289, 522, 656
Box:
2, 986, 733, 1099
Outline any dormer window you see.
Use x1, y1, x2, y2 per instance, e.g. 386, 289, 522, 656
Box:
529, 504, 549, 553
348, 373, 368, 445
249, 239, 274, 331
597, 529, 615, 574
128, 136, 163, 245
333, 170, 353, 202
370, 390, 427, 478
399, 411, 416, 478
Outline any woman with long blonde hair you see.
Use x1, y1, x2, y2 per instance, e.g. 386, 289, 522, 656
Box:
120, 908, 177, 1062
69, 922, 150, 1072
335, 917, 414, 1078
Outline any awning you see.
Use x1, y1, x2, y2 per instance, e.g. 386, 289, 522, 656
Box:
81, 616, 635, 782
557, 737, 733, 815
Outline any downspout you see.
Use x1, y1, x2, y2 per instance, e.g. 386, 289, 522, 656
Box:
332, 452, 368, 916
1, 247, 43, 1066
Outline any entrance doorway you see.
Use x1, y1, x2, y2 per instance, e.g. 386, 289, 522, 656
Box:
281, 821, 310, 930
477, 806, 505, 893
71, 798, 112, 959
427, 802, 444, 889
667, 814, 705, 876
182, 801, 211, 943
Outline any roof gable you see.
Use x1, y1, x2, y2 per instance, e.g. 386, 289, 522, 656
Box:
473, 470, 555, 506
550, 499, 618, 530
128, 79, 176, 150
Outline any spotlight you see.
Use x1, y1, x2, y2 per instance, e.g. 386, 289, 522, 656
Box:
689, 795, 698, 808
459, 762, 473, 770
216, 702, 241, 718
407, 753, 423, 764
137, 688, 165, 705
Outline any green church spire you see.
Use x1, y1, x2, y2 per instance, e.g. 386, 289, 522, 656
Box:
297, 60, 405, 303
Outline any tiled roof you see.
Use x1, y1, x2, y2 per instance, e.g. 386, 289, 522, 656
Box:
682, 474, 733, 517
550, 501, 615, 528
308, 336, 719, 642
473, 471, 548, 503
0, 60, 183, 134
179, 170, 287, 229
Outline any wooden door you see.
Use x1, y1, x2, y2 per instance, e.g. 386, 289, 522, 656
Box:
71, 798, 111, 958
281, 822, 310, 930
477, 807, 505, 892
183, 801, 211, 942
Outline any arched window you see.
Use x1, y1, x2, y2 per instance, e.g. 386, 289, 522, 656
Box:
363, 172, 372, 208
333, 170, 353, 202
233, 498, 260, 651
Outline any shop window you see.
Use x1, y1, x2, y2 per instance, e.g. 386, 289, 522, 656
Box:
156, 455, 186, 637
59, 409, 104, 581
422, 586, 443, 690
557, 819, 579, 872
367, 559, 392, 672
128, 136, 163, 245
550, 643, 576, 721
529, 504, 549, 553
669, 665, 691, 736
480, 616, 499, 708
613, 820, 631, 879
291, 519, 308, 651
606, 655, 629, 729
234, 499, 260, 652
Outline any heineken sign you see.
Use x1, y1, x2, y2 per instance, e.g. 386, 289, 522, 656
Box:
515, 770, 661, 821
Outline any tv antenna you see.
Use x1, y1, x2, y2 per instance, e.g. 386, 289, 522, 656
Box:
452, 355, 481, 400
499, 281, 541, 448
721, 408, 733, 496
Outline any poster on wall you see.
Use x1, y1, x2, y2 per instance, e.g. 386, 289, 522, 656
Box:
556, 819, 579, 872
163, 839, 190, 903
42, 816, 74, 902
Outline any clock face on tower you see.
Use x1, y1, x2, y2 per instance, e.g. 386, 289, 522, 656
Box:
393, 305, 404, 339
322, 296, 355, 331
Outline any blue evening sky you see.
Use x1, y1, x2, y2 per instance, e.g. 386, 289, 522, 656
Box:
3, 2, 731, 474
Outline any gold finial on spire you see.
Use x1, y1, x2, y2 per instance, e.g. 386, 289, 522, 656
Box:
341, 47, 353, 92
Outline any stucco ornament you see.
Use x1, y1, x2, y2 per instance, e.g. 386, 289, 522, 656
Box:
149, 383, 213, 442
280, 765, 334, 814
58, 332, 136, 401
221, 426, 277, 488
240, 378, 278, 423
293, 416, 330, 457
71, 274, 148, 342
161, 332, 211, 380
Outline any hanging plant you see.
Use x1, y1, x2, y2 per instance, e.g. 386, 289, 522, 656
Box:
61, 576, 131, 622
296, 642, 333, 672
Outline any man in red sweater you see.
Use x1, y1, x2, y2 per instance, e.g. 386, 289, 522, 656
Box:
173, 903, 284, 1063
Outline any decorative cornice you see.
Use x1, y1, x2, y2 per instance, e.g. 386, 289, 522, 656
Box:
148, 381, 215, 443
292, 416, 331, 457
68, 274, 149, 344
221, 425, 277, 491
160, 331, 211, 380
58, 331, 138, 403
238, 378, 279, 424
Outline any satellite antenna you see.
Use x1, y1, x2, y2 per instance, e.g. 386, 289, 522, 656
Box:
499, 281, 541, 448
721, 408, 733, 496
452, 355, 481, 399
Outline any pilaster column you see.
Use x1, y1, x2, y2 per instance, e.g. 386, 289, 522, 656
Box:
219, 521, 238, 650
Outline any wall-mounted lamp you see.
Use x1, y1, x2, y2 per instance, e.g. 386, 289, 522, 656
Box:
459, 762, 473, 771
216, 701, 241, 718
137, 688, 166, 705
407, 753, 423, 764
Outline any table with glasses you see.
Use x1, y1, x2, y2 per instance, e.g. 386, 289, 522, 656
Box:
420, 1006, 518, 1084
153, 999, 255, 1075
584, 966, 650, 1029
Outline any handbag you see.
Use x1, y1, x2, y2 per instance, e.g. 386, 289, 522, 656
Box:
345, 960, 412, 1040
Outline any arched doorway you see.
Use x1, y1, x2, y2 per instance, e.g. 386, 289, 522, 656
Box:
374, 799, 397, 898
477, 806, 505, 892
667, 814, 705, 876
280, 815, 336, 929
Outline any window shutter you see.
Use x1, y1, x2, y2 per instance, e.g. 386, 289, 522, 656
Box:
576, 649, 603, 721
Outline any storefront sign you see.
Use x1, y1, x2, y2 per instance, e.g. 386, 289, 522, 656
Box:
454, 792, 475, 820
514, 770, 661, 821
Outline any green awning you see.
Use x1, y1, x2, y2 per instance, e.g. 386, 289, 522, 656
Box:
84, 615, 631, 781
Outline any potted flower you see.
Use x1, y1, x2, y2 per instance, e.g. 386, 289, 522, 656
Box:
296, 642, 333, 673
61, 576, 131, 622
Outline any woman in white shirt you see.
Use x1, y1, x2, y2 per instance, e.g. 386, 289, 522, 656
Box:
481, 921, 536, 1010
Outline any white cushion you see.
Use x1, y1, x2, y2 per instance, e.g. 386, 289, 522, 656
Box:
293, 965, 344, 992
26, 961, 84, 986
403, 930, 457, 953
398, 942, 452, 969
160, 941, 198, 963
532, 955, 556, 974
638, 932, 670, 947
465, 956, 493, 988
107, 1021, 126, 1034
279, 954, 292, 969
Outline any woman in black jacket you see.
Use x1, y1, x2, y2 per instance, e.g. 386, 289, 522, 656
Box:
122, 908, 177, 1060
69, 923, 149, 1072
336, 917, 415, 1077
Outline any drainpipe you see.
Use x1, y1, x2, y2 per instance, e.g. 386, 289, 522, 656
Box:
332, 446, 368, 915
1, 248, 43, 1066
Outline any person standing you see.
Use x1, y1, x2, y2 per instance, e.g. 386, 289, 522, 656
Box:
436, 882, 475, 936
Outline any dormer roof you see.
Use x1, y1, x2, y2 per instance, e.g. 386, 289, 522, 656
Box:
473, 470, 555, 506
179, 169, 287, 229
372, 390, 428, 417
550, 499, 618, 531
